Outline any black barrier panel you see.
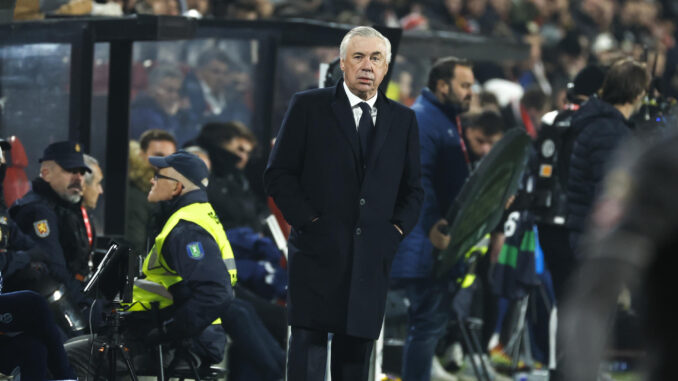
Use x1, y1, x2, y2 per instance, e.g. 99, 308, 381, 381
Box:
435, 128, 531, 278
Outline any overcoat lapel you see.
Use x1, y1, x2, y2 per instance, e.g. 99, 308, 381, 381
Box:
367, 91, 394, 169
330, 81, 361, 165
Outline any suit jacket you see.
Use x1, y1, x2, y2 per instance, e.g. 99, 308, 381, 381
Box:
264, 80, 423, 339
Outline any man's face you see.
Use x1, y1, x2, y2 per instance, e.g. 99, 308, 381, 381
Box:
465, 128, 502, 158
141, 140, 177, 163
222, 137, 254, 170
340, 36, 389, 100
83, 164, 104, 210
199, 59, 229, 94
441, 65, 474, 112
147, 167, 180, 202
42, 162, 86, 204
150, 77, 182, 115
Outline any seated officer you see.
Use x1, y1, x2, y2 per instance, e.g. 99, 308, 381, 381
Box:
67, 151, 237, 377
9, 141, 91, 309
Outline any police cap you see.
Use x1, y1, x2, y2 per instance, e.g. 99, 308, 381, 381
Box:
149, 150, 209, 189
39, 141, 91, 173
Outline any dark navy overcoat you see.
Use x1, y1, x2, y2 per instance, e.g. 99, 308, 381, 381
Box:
264, 80, 423, 339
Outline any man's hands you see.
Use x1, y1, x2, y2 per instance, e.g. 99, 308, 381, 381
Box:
429, 219, 451, 250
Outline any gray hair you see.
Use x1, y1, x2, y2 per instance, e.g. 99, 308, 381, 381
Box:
183, 145, 208, 157
83, 154, 99, 185
339, 26, 392, 64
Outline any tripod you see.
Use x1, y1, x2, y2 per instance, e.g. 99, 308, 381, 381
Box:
90, 303, 139, 381
82, 242, 139, 380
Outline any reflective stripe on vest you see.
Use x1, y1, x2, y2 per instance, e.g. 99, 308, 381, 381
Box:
126, 202, 237, 318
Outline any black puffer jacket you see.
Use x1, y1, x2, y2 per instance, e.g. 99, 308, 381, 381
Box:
566, 97, 632, 232
200, 143, 268, 232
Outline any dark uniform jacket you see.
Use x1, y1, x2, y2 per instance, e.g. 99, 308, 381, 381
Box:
566, 97, 632, 232
264, 80, 423, 339
9, 178, 90, 299
0, 208, 36, 281
144, 190, 234, 338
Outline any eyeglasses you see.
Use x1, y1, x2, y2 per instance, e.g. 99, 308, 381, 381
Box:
153, 172, 179, 182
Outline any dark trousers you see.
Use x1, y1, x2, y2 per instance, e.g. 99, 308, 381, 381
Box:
288, 326, 374, 381
537, 224, 576, 303
0, 290, 76, 380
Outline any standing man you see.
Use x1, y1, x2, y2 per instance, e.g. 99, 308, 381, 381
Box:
389, 57, 479, 381
264, 26, 423, 381
566, 58, 649, 251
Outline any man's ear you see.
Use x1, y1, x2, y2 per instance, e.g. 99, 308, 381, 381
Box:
173, 182, 183, 196
436, 79, 449, 95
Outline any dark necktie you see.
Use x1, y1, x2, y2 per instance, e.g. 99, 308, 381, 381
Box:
357, 102, 374, 161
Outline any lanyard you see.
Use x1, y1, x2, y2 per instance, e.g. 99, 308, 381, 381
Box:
455, 116, 472, 172
520, 104, 538, 139
80, 206, 93, 247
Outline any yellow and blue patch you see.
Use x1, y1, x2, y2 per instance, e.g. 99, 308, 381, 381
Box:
33, 220, 50, 238
186, 241, 205, 260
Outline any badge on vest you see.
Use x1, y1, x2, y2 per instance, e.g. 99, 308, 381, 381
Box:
186, 242, 205, 260
33, 220, 50, 238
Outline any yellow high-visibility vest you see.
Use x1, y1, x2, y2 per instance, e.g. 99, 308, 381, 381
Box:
126, 202, 237, 324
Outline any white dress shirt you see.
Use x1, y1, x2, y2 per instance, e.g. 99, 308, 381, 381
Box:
343, 81, 378, 130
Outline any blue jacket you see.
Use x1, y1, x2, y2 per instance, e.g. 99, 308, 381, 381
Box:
566, 97, 631, 232
390, 89, 469, 279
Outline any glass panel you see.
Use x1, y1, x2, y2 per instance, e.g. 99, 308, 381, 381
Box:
386, 53, 433, 107
0, 43, 71, 182
89, 42, 110, 232
129, 38, 258, 147
271, 46, 339, 139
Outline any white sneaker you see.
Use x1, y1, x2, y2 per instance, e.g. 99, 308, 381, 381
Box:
431, 356, 458, 381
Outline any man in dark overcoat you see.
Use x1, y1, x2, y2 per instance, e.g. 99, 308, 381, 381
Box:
264, 26, 423, 381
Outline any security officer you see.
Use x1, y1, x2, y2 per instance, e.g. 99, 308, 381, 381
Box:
0, 138, 49, 292
9, 141, 92, 310
127, 149, 237, 339
66, 151, 285, 380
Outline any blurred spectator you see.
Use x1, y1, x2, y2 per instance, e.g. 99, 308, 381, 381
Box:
566, 58, 649, 251
82, 154, 103, 212
181, 50, 252, 142
124, 130, 177, 254
129, 64, 184, 143
216, 0, 271, 19
134, 0, 179, 14
194, 121, 268, 232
